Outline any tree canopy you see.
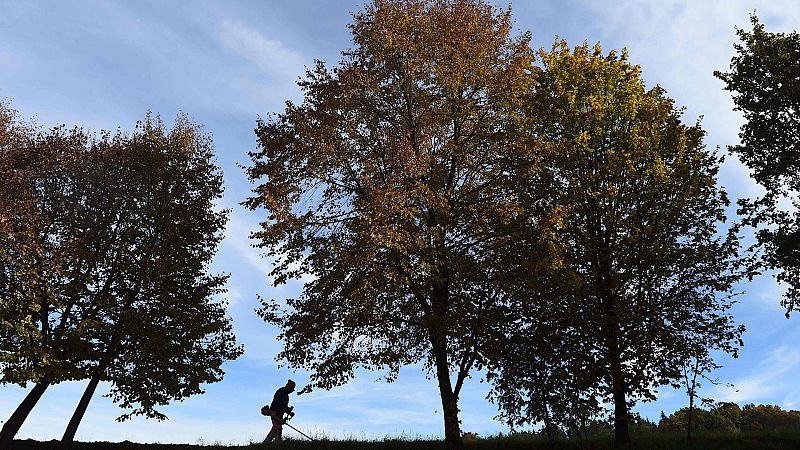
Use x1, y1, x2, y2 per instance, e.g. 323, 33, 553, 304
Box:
715, 15, 800, 316
489, 42, 744, 448
244, 1, 551, 449
0, 111, 241, 448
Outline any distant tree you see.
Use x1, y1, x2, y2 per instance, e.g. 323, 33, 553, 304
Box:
678, 346, 734, 441
243, 1, 547, 449
658, 406, 737, 434
715, 16, 800, 317
740, 404, 800, 432
503, 42, 744, 448
0, 114, 241, 449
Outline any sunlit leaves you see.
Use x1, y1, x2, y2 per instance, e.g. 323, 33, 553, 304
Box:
491, 41, 744, 446
245, 1, 544, 448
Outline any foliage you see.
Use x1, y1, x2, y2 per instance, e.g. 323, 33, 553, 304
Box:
491, 41, 744, 447
739, 404, 800, 432
79, 115, 242, 422
715, 15, 800, 316
1, 111, 241, 438
659, 406, 738, 434
243, 1, 547, 449
659, 402, 800, 434
0, 117, 91, 387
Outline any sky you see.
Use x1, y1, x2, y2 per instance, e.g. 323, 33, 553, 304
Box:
1, 0, 800, 444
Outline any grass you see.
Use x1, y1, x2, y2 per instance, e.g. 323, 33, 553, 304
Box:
11, 431, 800, 450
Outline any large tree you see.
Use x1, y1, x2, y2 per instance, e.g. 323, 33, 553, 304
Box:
58, 115, 242, 449
493, 42, 744, 448
0, 114, 241, 449
715, 16, 800, 316
244, 1, 547, 449
0, 121, 93, 449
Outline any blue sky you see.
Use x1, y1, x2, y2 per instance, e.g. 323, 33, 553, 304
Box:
1, 0, 800, 444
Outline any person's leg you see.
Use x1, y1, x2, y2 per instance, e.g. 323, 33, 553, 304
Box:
275, 414, 284, 441
264, 414, 281, 443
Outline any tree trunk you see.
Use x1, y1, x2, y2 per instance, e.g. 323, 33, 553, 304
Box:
606, 316, 630, 448
581, 415, 588, 442
611, 376, 630, 449
542, 404, 555, 442
61, 375, 101, 450
687, 393, 694, 441
686, 359, 699, 442
431, 335, 463, 450
0, 379, 52, 450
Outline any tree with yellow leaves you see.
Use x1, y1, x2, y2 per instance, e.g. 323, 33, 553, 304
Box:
494, 42, 745, 448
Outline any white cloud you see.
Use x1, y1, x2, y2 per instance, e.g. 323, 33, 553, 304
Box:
569, 0, 800, 202
223, 212, 273, 281
219, 20, 307, 85
715, 346, 800, 404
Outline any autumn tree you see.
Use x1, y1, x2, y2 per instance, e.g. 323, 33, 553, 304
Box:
244, 1, 545, 449
0, 122, 93, 450
58, 115, 242, 449
498, 42, 744, 448
715, 16, 800, 317
0, 114, 241, 449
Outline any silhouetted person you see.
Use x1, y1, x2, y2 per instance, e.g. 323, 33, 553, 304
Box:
264, 379, 296, 443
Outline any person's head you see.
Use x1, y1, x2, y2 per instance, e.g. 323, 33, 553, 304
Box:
286, 379, 296, 393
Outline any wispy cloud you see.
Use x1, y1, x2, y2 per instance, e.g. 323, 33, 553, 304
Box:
222, 210, 273, 281
219, 20, 307, 85
715, 346, 800, 404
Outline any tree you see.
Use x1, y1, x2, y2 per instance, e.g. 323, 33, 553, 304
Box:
58, 115, 242, 449
503, 42, 744, 448
658, 406, 737, 434
678, 339, 734, 441
488, 291, 603, 443
0, 121, 93, 449
715, 16, 800, 317
740, 404, 800, 431
243, 1, 545, 449
0, 114, 241, 449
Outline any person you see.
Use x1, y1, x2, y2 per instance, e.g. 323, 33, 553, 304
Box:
264, 379, 296, 443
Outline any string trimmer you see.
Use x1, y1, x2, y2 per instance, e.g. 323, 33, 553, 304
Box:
283, 415, 315, 441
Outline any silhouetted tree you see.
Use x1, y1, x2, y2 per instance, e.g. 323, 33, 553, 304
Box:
715, 15, 800, 317
0, 120, 94, 450
678, 342, 734, 441
59, 115, 242, 450
0, 113, 241, 449
503, 42, 744, 449
488, 289, 602, 443
243, 2, 551, 449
